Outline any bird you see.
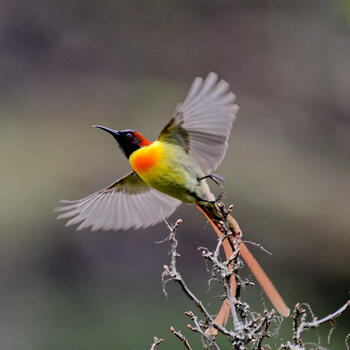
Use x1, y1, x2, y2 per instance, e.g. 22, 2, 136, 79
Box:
56, 72, 290, 322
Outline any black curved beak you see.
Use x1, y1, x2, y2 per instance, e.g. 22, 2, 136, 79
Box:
93, 125, 120, 138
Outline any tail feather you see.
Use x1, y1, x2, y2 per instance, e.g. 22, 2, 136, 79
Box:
196, 203, 290, 331
225, 213, 290, 317
238, 241, 290, 317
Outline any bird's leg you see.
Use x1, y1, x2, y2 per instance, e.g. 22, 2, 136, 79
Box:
198, 174, 225, 188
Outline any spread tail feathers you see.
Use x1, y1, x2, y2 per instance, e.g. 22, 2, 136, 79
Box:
196, 203, 290, 330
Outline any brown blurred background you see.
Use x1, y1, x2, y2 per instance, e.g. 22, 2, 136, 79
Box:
1, 0, 349, 349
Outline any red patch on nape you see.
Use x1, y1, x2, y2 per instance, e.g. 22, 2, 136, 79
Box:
133, 131, 152, 147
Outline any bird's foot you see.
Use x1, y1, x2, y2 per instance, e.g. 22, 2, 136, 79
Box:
199, 174, 225, 188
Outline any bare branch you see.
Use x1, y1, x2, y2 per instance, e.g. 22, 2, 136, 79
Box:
185, 311, 221, 350
296, 300, 350, 343
170, 326, 193, 350
345, 333, 350, 350
149, 336, 163, 350
284, 301, 350, 349
313, 300, 350, 326
161, 219, 235, 338
243, 240, 272, 256
155, 212, 350, 349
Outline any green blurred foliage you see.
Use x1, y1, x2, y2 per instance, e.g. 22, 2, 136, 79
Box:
0, 0, 349, 349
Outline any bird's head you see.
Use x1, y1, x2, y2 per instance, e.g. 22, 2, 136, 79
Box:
93, 125, 151, 158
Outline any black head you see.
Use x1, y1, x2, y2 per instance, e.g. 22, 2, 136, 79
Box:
94, 125, 143, 158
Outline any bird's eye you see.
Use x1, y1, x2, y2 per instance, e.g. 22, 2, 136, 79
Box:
126, 133, 133, 139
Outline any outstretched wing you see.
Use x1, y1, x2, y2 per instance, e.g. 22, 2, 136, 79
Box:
158, 72, 239, 174
56, 172, 181, 231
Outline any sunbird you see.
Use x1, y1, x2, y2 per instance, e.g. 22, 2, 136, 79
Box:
57, 72, 290, 321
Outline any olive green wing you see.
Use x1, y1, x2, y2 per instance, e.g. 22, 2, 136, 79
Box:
158, 72, 239, 174
56, 172, 181, 231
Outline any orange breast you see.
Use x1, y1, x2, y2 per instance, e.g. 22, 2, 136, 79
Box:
129, 142, 161, 174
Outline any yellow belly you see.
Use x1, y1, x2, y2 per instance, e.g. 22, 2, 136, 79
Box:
129, 141, 207, 203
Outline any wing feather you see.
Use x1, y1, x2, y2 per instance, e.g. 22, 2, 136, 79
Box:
56, 172, 181, 231
159, 72, 239, 174
183, 77, 203, 104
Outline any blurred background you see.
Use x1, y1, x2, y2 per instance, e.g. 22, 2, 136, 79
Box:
1, 0, 349, 348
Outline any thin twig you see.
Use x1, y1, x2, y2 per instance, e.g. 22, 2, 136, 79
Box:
170, 326, 193, 350
149, 336, 163, 350
314, 300, 350, 326
185, 311, 221, 350
254, 310, 276, 349
291, 303, 305, 346
161, 219, 235, 339
162, 263, 234, 338
243, 240, 272, 256
287, 300, 350, 349
297, 300, 350, 343
345, 333, 350, 350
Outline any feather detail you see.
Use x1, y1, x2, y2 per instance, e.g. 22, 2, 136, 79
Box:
159, 72, 239, 174
56, 172, 180, 231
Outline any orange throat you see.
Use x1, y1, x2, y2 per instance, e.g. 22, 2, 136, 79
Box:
129, 142, 160, 174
